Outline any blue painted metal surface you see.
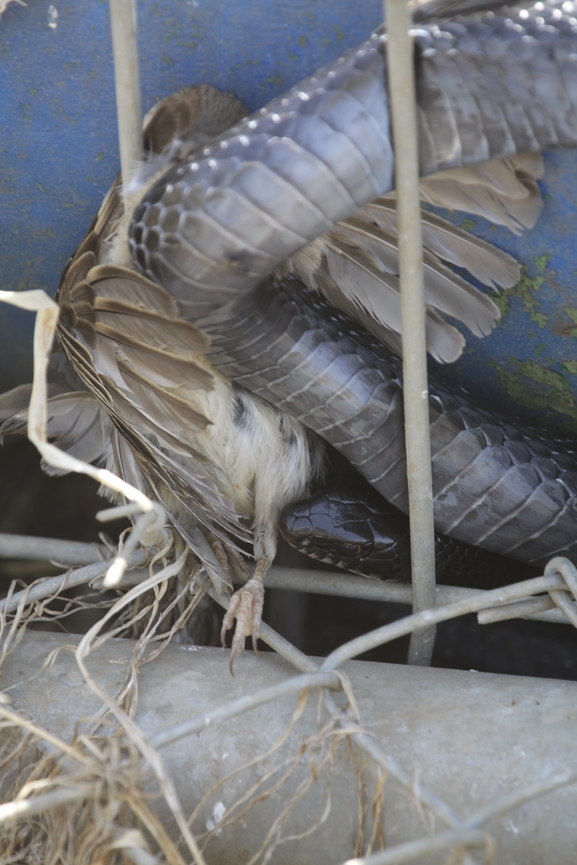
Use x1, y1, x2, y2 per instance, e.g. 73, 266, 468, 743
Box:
431, 149, 577, 437
2, 1, 577, 438
0, 0, 383, 390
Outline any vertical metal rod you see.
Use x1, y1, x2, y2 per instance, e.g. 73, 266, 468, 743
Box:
109, 0, 142, 198
383, 0, 437, 666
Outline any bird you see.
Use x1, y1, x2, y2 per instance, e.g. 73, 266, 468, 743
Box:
2, 0, 576, 665
0, 85, 327, 666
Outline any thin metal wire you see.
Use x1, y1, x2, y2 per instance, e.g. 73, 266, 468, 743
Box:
208, 587, 470, 835
478, 595, 557, 625
150, 670, 341, 749
383, 0, 437, 667
321, 572, 568, 671
340, 829, 489, 865
108, 0, 142, 195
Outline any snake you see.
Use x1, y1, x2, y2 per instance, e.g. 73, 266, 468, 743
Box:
277, 469, 536, 586
127, 0, 577, 574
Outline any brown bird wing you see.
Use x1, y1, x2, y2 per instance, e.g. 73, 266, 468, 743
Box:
283, 153, 537, 362
48, 88, 259, 575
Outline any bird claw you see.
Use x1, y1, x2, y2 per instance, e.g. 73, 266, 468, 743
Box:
221, 577, 265, 674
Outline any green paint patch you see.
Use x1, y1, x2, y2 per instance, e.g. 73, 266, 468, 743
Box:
561, 307, 577, 338
297, 35, 307, 48
490, 358, 577, 423
334, 24, 344, 41
514, 266, 548, 328
267, 74, 283, 85
28, 88, 38, 96
493, 290, 510, 319
96, 152, 104, 162
535, 343, 547, 357
534, 254, 551, 271
562, 361, 577, 376
461, 218, 476, 231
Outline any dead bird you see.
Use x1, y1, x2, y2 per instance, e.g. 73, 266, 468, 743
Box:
0, 87, 325, 666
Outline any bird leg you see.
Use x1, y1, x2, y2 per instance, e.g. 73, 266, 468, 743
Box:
223, 542, 253, 584
221, 557, 268, 672
220, 521, 277, 673
207, 532, 252, 585
208, 533, 233, 575
210, 532, 265, 672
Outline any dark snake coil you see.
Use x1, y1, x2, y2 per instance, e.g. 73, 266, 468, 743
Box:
129, 0, 577, 572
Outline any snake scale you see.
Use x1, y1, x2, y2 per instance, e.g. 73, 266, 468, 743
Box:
126, 0, 577, 574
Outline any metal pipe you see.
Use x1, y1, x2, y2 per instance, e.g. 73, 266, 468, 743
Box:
108, 0, 142, 196
383, 0, 436, 666
6, 631, 577, 865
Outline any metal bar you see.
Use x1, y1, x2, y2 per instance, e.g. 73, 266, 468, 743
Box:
383, 0, 436, 666
262, 568, 571, 625
0, 532, 570, 626
0, 553, 149, 615
0, 533, 110, 565
108, 0, 142, 195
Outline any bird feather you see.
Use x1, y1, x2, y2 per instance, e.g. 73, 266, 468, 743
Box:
360, 200, 520, 289
418, 153, 545, 233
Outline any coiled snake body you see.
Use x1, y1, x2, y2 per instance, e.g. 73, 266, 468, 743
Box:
128, 0, 577, 572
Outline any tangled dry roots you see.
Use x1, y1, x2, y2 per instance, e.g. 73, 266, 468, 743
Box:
0, 688, 387, 865
0, 720, 170, 865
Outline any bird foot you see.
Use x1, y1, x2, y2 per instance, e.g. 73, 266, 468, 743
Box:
208, 534, 252, 587
221, 575, 264, 673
